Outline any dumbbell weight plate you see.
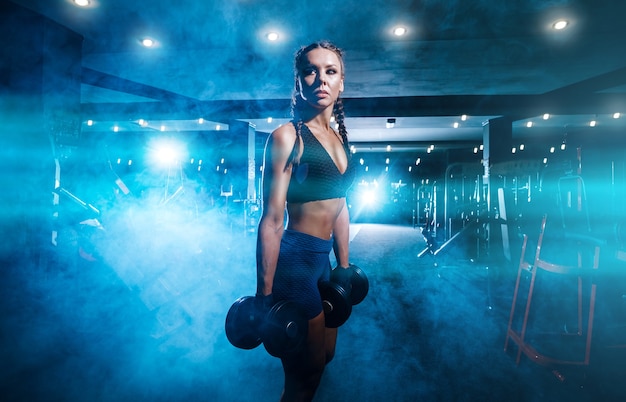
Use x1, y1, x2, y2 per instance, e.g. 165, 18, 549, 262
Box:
225, 296, 263, 350
262, 301, 309, 358
349, 264, 369, 305
319, 281, 352, 328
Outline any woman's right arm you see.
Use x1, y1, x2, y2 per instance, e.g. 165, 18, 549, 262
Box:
256, 124, 296, 296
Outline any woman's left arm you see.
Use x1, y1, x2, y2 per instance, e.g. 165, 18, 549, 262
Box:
332, 198, 350, 268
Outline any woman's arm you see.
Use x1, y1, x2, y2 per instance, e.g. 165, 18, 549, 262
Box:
256, 125, 296, 296
332, 198, 350, 268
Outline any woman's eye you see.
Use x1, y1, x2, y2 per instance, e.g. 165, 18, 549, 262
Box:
303, 68, 316, 76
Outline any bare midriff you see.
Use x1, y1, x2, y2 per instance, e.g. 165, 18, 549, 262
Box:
286, 198, 345, 240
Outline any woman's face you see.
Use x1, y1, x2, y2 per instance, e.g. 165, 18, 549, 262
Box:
297, 48, 344, 109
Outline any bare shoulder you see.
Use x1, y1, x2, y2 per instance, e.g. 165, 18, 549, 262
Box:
267, 122, 297, 158
271, 122, 296, 146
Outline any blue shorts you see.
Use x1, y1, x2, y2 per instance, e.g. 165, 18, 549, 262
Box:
272, 230, 333, 319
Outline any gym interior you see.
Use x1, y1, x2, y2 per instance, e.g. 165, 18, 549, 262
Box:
2, 1, 626, 401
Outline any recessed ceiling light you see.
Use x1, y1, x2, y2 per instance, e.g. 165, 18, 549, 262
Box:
141, 38, 155, 47
613, 112, 621, 119
74, 0, 90, 6
393, 26, 407, 36
266, 32, 279, 41
552, 19, 569, 30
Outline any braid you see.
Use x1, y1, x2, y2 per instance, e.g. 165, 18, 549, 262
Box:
334, 97, 349, 153
285, 94, 303, 170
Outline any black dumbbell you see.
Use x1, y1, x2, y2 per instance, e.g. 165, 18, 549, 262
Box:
319, 264, 369, 328
225, 296, 308, 358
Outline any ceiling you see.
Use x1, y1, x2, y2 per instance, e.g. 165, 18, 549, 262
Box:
10, 0, 626, 151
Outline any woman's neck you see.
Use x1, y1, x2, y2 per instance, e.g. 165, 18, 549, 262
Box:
300, 106, 334, 131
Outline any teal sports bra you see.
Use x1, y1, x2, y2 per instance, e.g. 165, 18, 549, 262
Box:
287, 123, 355, 203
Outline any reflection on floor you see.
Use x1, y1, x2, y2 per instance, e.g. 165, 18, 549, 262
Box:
1, 223, 625, 401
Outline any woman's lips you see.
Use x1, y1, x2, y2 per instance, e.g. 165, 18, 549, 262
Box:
315, 90, 330, 97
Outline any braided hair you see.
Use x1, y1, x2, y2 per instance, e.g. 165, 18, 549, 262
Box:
286, 41, 349, 170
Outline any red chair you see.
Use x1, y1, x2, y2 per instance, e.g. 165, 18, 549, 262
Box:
504, 214, 601, 368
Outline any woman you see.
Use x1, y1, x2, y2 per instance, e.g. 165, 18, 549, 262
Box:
256, 41, 355, 401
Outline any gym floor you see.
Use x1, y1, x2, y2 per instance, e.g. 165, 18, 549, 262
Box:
1, 220, 625, 401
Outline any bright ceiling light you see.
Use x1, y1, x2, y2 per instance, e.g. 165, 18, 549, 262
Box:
613, 112, 621, 119
526, 121, 533, 128
553, 19, 569, 30
393, 26, 407, 36
266, 32, 279, 41
74, 0, 90, 6
141, 38, 155, 47
543, 113, 550, 120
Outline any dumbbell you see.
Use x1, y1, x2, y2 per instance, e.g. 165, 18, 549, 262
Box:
319, 264, 369, 328
224, 296, 308, 358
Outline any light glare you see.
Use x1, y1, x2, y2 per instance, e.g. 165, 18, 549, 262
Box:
553, 20, 569, 30
393, 26, 407, 36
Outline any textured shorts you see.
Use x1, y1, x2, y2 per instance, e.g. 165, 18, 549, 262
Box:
272, 230, 333, 319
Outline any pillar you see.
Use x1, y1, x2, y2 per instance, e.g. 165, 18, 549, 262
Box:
482, 116, 512, 259
0, 1, 82, 263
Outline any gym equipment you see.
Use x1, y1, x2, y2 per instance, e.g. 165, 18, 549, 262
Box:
319, 264, 369, 328
225, 296, 309, 358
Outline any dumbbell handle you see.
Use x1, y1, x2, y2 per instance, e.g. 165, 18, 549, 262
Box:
331, 266, 354, 292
